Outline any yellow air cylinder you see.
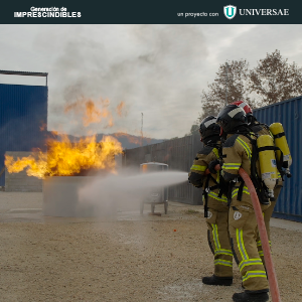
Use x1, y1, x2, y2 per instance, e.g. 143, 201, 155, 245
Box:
269, 123, 292, 170
257, 135, 278, 199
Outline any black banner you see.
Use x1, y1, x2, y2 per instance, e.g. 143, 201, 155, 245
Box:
1, 1, 302, 24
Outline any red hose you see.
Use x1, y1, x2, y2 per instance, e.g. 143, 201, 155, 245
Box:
206, 165, 281, 302
239, 168, 281, 302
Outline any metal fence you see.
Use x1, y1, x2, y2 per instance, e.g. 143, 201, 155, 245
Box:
123, 133, 204, 205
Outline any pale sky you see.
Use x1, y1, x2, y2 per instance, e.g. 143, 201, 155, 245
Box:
1, 24, 302, 139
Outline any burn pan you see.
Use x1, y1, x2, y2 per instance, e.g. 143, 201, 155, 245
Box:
43, 176, 95, 217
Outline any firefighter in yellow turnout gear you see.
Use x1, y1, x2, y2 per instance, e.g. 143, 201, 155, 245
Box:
188, 116, 233, 286
216, 105, 270, 302
231, 101, 285, 264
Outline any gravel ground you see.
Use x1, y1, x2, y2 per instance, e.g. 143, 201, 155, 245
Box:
0, 192, 302, 302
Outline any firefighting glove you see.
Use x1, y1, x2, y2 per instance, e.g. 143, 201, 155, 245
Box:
188, 173, 203, 188
194, 182, 203, 188
192, 181, 203, 188
208, 159, 221, 174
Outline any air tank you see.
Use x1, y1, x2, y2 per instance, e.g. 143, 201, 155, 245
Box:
257, 135, 278, 200
269, 122, 292, 177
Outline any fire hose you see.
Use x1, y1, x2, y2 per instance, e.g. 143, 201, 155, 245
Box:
207, 165, 281, 302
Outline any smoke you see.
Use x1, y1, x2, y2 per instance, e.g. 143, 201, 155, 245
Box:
34, 25, 208, 138
78, 170, 188, 217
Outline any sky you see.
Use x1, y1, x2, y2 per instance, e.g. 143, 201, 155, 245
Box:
1, 24, 302, 139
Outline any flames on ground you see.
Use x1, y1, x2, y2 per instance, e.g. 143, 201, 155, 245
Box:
5, 97, 125, 179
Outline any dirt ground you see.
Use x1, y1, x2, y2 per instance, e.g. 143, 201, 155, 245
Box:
1, 192, 302, 302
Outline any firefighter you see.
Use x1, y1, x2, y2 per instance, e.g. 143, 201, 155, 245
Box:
188, 116, 233, 286
216, 105, 270, 302
231, 100, 283, 263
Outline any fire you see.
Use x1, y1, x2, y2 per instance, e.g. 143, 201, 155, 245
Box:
5, 134, 123, 179
39, 122, 47, 131
116, 101, 125, 117
5, 96, 137, 179
64, 98, 125, 128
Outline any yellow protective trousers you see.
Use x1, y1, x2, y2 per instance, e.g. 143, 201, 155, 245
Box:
229, 200, 269, 292
257, 184, 283, 263
206, 196, 233, 278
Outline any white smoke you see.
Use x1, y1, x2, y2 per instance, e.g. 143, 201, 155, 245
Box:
37, 25, 208, 139
78, 170, 188, 217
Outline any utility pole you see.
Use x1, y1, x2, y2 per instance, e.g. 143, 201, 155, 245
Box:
141, 112, 143, 146
225, 62, 229, 106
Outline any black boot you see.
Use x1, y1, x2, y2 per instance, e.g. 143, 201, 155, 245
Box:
202, 274, 233, 286
232, 290, 269, 302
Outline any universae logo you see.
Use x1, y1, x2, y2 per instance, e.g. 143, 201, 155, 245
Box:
224, 5, 237, 19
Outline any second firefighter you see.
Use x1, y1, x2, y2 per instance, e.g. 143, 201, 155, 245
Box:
188, 116, 233, 286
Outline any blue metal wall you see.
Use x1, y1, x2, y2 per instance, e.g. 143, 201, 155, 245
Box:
0, 83, 48, 186
254, 96, 302, 222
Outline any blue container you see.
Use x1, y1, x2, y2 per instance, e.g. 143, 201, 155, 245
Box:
253, 96, 302, 221
0, 83, 48, 186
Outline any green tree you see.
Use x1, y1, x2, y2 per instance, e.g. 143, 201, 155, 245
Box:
184, 124, 199, 137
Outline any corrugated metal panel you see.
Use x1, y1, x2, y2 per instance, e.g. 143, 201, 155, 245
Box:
0, 83, 48, 186
123, 133, 204, 205
254, 95, 302, 221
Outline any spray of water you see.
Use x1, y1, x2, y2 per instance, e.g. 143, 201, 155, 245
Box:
78, 170, 188, 216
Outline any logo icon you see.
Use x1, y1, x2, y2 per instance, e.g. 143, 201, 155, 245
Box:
233, 211, 242, 220
224, 5, 237, 19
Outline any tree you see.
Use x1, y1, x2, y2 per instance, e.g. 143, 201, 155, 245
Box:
190, 124, 199, 134
184, 124, 199, 137
199, 60, 251, 121
249, 50, 302, 107
198, 50, 302, 122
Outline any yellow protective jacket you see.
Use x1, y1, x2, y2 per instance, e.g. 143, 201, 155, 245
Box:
221, 133, 261, 206
222, 134, 256, 179
188, 142, 227, 207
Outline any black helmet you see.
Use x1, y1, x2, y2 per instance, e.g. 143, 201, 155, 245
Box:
216, 105, 247, 134
199, 116, 220, 142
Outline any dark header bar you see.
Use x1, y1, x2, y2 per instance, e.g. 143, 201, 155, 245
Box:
1, 1, 302, 24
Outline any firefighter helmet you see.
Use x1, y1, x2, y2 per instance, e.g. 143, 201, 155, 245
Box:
231, 100, 253, 115
199, 116, 220, 142
216, 105, 247, 133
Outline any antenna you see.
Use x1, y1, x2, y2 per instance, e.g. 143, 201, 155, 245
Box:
141, 112, 143, 146
225, 62, 229, 105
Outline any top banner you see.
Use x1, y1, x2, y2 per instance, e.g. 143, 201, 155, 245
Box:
1, 1, 301, 24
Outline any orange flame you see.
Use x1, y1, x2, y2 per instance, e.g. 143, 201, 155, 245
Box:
116, 101, 125, 117
64, 97, 126, 128
5, 95, 131, 179
5, 134, 123, 179
39, 122, 47, 131
64, 98, 113, 127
